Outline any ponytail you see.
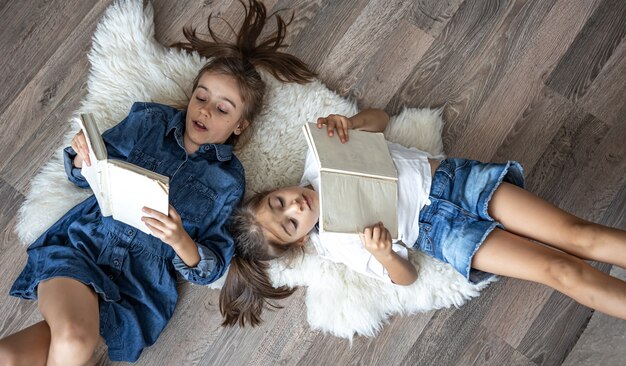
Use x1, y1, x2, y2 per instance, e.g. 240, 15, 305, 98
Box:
220, 256, 295, 327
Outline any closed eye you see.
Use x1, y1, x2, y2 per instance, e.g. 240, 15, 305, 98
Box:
290, 218, 298, 230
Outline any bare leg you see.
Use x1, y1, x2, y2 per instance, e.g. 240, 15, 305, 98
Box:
488, 183, 626, 267
0, 321, 50, 366
473, 228, 626, 319
37, 277, 101, 366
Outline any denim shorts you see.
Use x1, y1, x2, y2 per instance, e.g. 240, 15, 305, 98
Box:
413, 158, 525, 284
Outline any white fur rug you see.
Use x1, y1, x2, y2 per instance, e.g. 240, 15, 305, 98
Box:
16, 0, 492, 339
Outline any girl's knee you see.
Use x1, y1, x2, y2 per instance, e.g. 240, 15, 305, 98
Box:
49, 322, 99, 365
545, 256, 585, 291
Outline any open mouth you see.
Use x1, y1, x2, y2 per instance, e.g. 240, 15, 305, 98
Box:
193, 120, 207, 131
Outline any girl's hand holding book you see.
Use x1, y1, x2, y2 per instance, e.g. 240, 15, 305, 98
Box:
141, 206, 200, 267
71, 130, 91, 168
316, 114, 353, 144
358, 222, 393, 259
316, 109, 390, 144
142, 205, 188, 247
360, 222, 418, 285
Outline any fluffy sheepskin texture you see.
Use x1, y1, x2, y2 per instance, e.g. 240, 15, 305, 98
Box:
16, 0, 493, 339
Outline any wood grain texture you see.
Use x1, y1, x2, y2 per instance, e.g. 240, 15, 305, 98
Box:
1, 0, 625, 365
0, 0, 108, 113
546, 0, 626, 103
579, 38, 626, 127
287, 0, 368, 71
350, 21, 434, 109
455, 325, 534, 366
440, 0, 602, 160
407, 0, 465, 37
0, 1, 111, 180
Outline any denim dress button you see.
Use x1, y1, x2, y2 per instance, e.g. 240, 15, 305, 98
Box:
127, 229, 133, 236
113, 259, 120, 266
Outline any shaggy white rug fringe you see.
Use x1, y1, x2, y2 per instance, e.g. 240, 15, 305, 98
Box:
16, 0, 492, 340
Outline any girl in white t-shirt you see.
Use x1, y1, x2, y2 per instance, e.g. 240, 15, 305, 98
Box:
219, 109, 626, 327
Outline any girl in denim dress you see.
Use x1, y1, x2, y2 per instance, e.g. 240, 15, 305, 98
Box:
0, 1, 315, 364
221, 108, 626, 327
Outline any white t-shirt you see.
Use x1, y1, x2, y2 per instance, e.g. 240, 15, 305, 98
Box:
300, 141, 435, 283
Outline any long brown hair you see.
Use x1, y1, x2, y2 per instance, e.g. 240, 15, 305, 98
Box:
173, 0, 316, 148
220, 191, 304, 327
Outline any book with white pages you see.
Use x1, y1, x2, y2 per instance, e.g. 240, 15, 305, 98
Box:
78, 114, 170, 234
302, 122, 398, 238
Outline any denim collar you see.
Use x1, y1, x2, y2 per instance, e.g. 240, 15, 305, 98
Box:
166, 110, 233, 162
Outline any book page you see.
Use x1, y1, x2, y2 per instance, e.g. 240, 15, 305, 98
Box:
303, 122, 397, 180
107, 163, 169, 234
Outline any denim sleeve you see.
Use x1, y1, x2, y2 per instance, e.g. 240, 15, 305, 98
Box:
100, 102, 149, 161
63, 146, 90, 188
172, 185, 243, 285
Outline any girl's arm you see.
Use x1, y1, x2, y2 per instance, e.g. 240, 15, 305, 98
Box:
144, 186, 244, 285
317, 109, 389, 143
359, 222, 418, 285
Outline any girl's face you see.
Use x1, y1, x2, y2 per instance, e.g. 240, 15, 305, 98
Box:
256, 186, 320, 245
184, 72, 250, 153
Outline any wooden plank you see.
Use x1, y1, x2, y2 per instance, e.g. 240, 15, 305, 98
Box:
352, 21, 434, 109
296, 311, 434, 365
545, 0, 626, 103
269, 0, 329, 46
0, 0, 114, 180
524, 109, 610, 206
152, 0, 236, 45
0, 0, 106, 113
313, 0, 416, 94
0, 179, 24, 234
601, 181, 626, 229
477, 279, 554, 349
406, 0, 466, 37
386, 0, 560, 156
0, 218, 42, 338
286, 0, 369, 71
579, 38, 626, 127
556, 116, 626, 221
491, 86, 576, 171
241, 289, 317, 366
455, 325, 532, 366
197, 290, 311, 365
440, 0, 601, 160
516, 288, 601, 366
398, 285, 502, 366
0, 84, 86, 194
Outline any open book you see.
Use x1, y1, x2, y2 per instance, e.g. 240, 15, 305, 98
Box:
78, 114, 169, 234
302, 122, 398, 238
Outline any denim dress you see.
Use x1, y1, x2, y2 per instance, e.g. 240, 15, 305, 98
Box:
10, 102, 245, 362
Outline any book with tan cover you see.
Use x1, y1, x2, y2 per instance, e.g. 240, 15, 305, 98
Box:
302, 122, 398, 237
78, 114, 169, 234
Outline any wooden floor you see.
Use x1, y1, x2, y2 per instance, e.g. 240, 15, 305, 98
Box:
1, 0, 625, 364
